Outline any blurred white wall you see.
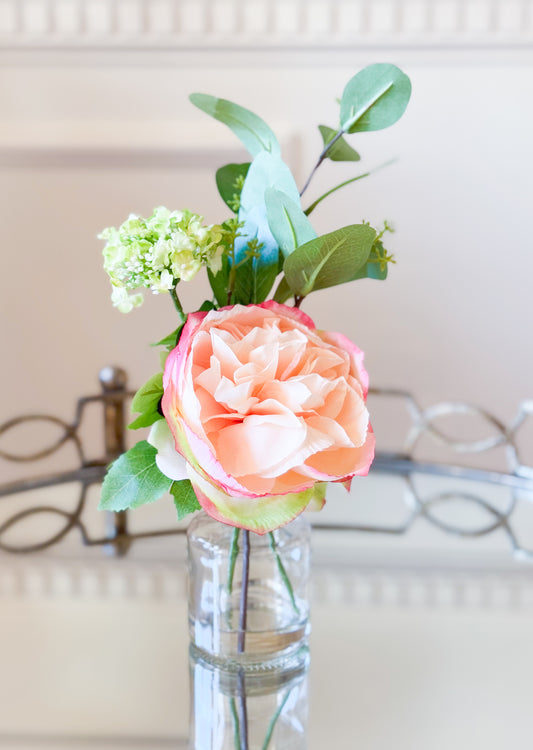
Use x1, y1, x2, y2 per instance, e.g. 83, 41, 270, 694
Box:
1, 0, 532, 437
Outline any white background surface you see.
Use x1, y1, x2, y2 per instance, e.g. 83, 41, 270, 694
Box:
1, 0, 533, 747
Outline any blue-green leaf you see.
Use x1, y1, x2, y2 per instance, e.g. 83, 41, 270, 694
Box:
265, 188, 317, 259
352, 239, 391, 281
189, 94, 280, 157
239, 152, 300, 216
169, 479, 201, 521
340, 63, 411, 134
283, 224, 376, 297
318, 125, 360, 162
235, 152, 301, 272
128, 372, 164, 430
98, 441, 171, 512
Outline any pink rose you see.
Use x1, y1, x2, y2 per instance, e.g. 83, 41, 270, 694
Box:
162, 301, 374, 533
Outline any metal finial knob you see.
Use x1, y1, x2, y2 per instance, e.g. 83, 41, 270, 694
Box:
99, 366, 127, 391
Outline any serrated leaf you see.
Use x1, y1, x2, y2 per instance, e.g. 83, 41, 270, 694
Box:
216, 163, 250, 212
128, 372, 164, 430
98, 441, 171, 512
340, 63, 411, 134
208, 254, 231, 307
189, 93, 280, 157
265, 188, 317, 259
152, 325, 184, 350
283, 224, 376, 296
169, 479, 201, 521
318, 125, 360, 162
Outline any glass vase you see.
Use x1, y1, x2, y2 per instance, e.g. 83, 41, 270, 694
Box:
187, 511, 311, 670
189, 642, 309, 750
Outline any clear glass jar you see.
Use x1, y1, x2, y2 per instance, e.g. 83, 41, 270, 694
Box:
189, 642, 309, 750
187, 512, 311, 669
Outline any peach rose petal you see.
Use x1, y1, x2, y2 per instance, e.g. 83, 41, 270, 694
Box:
258, 299, 316, 330
215, 413, 307, 477
321, 330, 369, 396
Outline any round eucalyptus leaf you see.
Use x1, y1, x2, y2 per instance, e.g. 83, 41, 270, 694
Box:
340, 63, 411, 134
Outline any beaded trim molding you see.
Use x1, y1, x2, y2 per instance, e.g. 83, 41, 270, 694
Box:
0, 0, 532, 50
2, 556, 533, 612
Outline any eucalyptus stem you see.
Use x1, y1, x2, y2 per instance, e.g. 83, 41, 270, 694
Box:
299, 128, 346, 197
170, 286, 185, 322
304, 159, 396, 216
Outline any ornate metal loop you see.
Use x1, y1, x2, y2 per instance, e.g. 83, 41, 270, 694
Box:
417, 491, 510, 537
407, 401, 510, 454
0, 501, 84, 554
0, 414, 83, 463
508, 399, 533, 478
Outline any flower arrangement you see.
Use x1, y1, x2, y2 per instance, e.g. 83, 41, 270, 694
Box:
98, 63, 411, 533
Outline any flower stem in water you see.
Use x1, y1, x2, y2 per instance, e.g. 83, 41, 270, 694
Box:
268, 532, 300, 616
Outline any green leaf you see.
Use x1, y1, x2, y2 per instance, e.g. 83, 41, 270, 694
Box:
189, 93, 280, 157
151, 325, 184, 350
318, 125, 360, 162
265, 188, 317, 259
340, 63, 411, 134
233, 254, 279, 305
128, 372, 164, 430
273, 275, 293, 304
98, 441, 171, 512
283, 224, 376, 297
208, 254, 231, 307
198, 299, 216, 312
216, 163, 250, 212
169, 479, 201, 521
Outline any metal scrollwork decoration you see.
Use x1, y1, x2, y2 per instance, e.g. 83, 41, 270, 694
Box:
0, 371, 532, 557
315, 389, 533, 560
0, 367, 135, 555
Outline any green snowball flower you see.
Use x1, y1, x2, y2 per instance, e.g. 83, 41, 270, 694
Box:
100, 207, 224, 312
